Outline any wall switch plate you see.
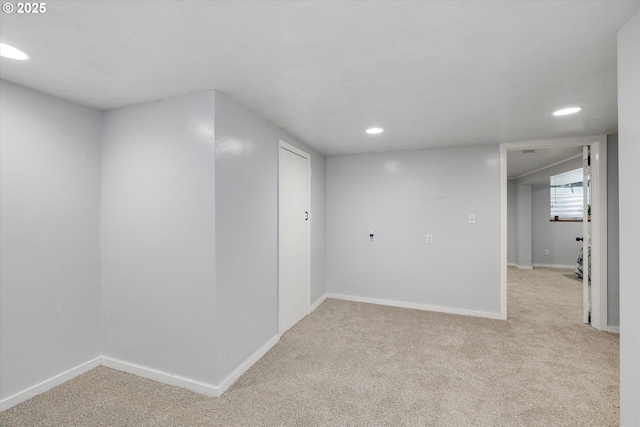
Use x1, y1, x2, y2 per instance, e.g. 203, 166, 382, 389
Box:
468, 213, 476, 224
544, 249, 549, 255
426, 234, 433, 244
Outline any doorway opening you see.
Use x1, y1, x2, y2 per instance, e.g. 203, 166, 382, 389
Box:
500, 136, 608, 330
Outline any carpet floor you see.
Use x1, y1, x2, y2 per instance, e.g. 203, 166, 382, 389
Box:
0, 267, 619, 426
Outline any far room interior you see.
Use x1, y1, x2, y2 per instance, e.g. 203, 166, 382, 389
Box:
505, 137, 619, 331
1, 2, 639, 425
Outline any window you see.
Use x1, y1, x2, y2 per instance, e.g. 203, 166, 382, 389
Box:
550, 168, 590, 220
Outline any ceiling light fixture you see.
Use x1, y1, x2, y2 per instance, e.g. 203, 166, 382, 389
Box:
553, 107, 581, 116
366, 127, 384, 134
0, 43, 30, 60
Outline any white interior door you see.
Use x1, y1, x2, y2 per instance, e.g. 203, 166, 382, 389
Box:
582, 146, 591, 324
278, 142, 310, 335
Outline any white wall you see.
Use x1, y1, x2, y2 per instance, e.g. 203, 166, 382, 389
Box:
618, 11, 640, 426
607, 135, 619, 327
213, 92, 326, 383
1, 84, 326, 404
0, 81, 102, 401
309, 148, 327, 305
515, 185, 532, 268
507, 180, 517, 265
101, 92, 218, 386
214, 91, 277, 382
327, 145, 501, 316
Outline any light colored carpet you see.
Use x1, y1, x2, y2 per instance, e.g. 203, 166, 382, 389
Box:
0, 267, 619, 426
564, 272, 582, 282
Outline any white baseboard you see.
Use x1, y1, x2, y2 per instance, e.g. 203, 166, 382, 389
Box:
2, 334, 282, 413
310, 293, 328, 313
327, 293, 503, 320
216, 334, 279, 396
605, 325, 620, 334
511, 263, 575, 270
0, 357, 101, 412
2, 335, 282, 412
533, 263, 575, 269
101, 356, 220, 397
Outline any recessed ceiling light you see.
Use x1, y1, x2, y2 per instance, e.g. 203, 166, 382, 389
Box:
553, 107, 581, 116
366, 127, 384, 134
0, 43, 30, 60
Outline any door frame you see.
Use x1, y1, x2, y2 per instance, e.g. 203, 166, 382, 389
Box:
582, 146, 590, 324
499, 135, 608, 330
278, 139, 311, 335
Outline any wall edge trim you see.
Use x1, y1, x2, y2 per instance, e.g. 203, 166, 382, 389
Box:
216, 335, 280, 396
0, 357, 101, 412
101, 357, 220, 397
327, 294, 504, 320
532, 263, 576, 269
310, 293, 328, 313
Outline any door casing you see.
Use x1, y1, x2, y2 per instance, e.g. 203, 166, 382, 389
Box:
500, 135, 608, 330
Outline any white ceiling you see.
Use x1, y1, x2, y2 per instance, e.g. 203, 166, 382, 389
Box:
1, 1, 638, 156
507, 146, 582, 179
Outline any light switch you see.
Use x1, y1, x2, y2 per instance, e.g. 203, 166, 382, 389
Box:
426, 234, 433, 244
468, 213, 476, 224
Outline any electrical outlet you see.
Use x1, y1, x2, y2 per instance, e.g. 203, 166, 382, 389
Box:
426, 234, 433, 244
544, 249, 549, 256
